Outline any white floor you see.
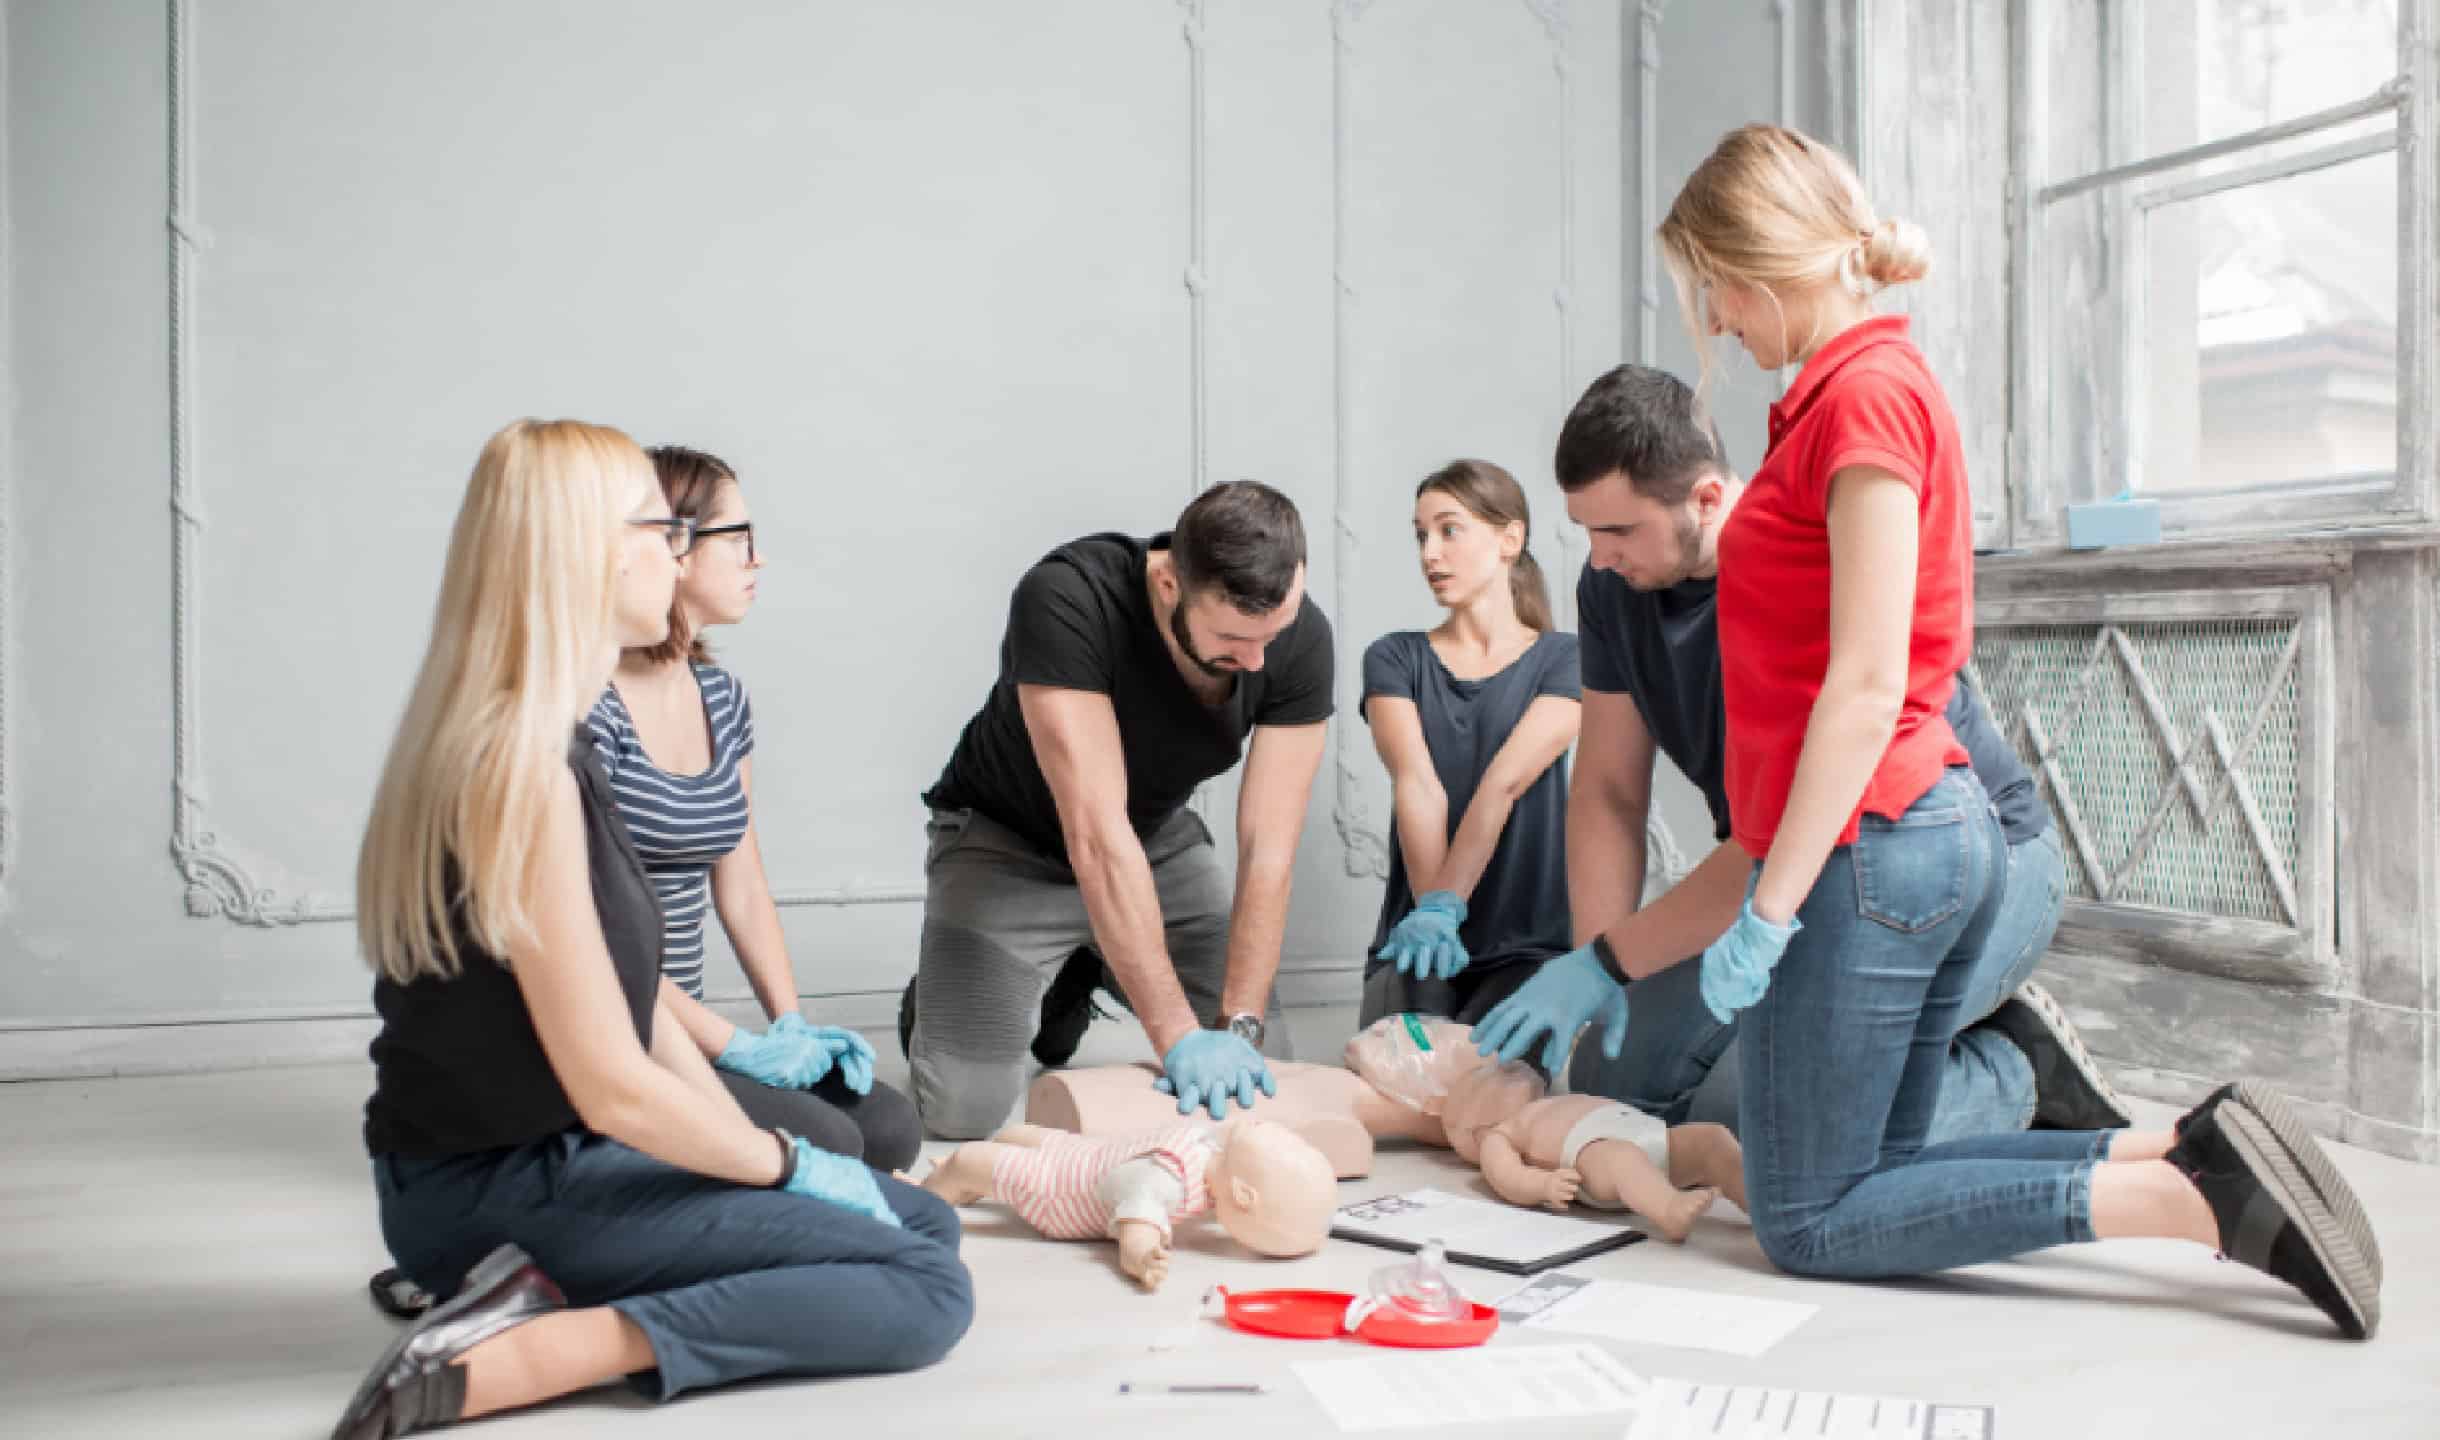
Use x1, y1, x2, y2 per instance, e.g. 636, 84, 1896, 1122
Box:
3, 1005, 2435, 1439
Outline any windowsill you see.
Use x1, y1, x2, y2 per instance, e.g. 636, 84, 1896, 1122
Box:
1978, 520, 2440, 582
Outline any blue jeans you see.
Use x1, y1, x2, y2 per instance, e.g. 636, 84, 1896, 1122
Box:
1734, 769, 2102, 1277
1570, 826, 2065, 1144
375, 1130, 974, 1400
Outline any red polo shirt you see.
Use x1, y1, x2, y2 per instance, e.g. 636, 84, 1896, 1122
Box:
1716, 315, 1972, 858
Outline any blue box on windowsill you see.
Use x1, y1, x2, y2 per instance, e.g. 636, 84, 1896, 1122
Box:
2064, 497, 2162, 550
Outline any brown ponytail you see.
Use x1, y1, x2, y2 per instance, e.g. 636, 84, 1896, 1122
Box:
1417, 459, 1553, 633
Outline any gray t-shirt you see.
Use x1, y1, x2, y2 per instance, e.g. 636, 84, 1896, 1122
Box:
1575, 566, 2048, 845
1361, 630, 1582, 970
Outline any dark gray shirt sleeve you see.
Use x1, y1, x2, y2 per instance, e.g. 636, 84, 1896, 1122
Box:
1575, 566, 1631, 693
1536, 632, 1583, 701
1946, 673, 2050, 844
1256, 602, 1337, 726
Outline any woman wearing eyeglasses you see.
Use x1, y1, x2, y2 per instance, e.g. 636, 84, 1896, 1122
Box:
589, 445, 921, 1172
338, 420, 970, 1438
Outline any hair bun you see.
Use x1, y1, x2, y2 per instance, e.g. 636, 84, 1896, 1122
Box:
1861, 218, 1931, 288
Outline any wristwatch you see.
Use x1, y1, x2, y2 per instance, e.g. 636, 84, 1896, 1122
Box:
1224, 1012, 1266, 1049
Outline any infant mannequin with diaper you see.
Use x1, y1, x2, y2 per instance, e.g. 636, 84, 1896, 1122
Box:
1438, 1062, 1747, 1242
920, 1118, 1340, 1290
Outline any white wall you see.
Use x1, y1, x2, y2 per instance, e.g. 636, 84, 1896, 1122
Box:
0, 0, 1812, 1075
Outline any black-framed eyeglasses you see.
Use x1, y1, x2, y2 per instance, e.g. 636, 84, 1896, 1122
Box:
695, 521, 756, 564
629, 515, 698, 558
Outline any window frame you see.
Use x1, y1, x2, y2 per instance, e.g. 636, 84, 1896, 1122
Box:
2005, 0, 2438, 548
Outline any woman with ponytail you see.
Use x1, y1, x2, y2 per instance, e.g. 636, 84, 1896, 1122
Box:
1476, 124, 2380, 1339
1358, 459, 1582, 1028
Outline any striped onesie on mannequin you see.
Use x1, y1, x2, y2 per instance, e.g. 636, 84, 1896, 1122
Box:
990, 1127, 1216, 1242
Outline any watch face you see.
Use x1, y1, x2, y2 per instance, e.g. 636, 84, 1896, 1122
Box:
1228, 1015, 1265, 1045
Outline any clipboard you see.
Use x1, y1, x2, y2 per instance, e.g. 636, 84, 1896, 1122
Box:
1330, 1186, 1648, 1275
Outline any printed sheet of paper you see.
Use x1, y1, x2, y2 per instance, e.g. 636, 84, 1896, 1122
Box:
1489, 1272, 1818, 1358
1331, 1187, 1639, 1271
1292, 1342, 1650, 1432
1648, 1378, 1995, 1439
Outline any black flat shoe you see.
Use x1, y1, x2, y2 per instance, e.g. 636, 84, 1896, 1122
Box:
368, 1266, 434, 1321
332, 1243, 564, 1439
2166, 1082, 2380, 1339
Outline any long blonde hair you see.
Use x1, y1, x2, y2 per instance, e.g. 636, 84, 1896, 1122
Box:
357, 418, 656, 984
1656, 123, 1930, 401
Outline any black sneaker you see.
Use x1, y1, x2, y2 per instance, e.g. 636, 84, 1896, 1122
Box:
2188, 1081, 2382, 1287
1031, 948, 1114, 1068
1984, 980, 2135, 1130
897, 976, 918, 1059
2165, 1082, 2380, 1339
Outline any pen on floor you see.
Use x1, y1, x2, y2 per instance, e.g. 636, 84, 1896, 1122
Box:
1118, 1382, 1268, 1395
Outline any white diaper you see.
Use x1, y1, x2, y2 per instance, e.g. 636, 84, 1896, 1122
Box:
1557, 1103, 1670, 1211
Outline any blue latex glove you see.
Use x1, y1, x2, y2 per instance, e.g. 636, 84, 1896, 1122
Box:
1379, 890, 1470, 980
1152, 1029, 1277, 1121
1470, 944, 1629, 1076
782, 1137, 902, 1229
771, 1011, 876, 1095
1698, 900, 1801, 1022
715, 1024, 832, 1090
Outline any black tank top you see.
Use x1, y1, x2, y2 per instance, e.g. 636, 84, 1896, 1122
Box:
361, 729, 663, 1156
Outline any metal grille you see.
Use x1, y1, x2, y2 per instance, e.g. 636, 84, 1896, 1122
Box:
1971, 617, 2304, 926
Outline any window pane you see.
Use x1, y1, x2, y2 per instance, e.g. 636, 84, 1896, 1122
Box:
2140, 0, 2400, 158
2137, 151, 2396, 496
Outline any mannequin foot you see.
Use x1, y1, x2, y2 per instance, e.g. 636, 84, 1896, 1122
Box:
918, 1144, 995, 1206
1637, 1185, 1718, 1245
1668, 1123, 1747, 1212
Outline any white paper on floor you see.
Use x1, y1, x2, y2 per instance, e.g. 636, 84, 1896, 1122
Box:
1649, 1379, 1995, 1439
1292, 1342, 1651, 1432
1488, 1271, 1818, 1357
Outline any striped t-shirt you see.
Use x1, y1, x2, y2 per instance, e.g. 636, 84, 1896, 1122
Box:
586, 664, 757, 997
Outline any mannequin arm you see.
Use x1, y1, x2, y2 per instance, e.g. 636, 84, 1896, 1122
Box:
1478, 1130, 1580, 1212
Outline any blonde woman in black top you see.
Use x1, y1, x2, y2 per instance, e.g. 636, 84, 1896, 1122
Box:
336, 420, 971, 1439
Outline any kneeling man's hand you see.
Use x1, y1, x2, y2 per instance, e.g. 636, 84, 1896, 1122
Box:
1470, 946, 1629, 1077
1153, 1030, 1278, 1121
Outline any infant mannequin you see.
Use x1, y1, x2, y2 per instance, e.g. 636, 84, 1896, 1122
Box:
1023, 1016, 1490, 1164
921, 1118, 1340, 1290
1440, 1063, 1747, 1243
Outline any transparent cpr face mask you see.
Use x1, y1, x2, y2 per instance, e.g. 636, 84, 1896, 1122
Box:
1353, 1239, 1471, 1327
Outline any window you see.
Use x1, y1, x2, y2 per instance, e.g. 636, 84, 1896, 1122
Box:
2010, 0, 2430, 542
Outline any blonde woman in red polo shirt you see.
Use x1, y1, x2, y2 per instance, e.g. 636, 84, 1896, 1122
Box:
1496, 125, 2378, 1338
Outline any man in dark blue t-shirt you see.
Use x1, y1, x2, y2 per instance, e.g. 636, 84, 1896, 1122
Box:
1487, 364, 2128, 1139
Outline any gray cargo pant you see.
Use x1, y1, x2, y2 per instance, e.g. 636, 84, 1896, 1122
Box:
907, 805, 1290, 1140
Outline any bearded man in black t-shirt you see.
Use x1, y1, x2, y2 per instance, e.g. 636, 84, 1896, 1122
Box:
903, 481, 1335, 1139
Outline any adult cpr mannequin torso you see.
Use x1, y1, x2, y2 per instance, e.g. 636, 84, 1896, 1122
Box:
1024, 1016, 1493, 1172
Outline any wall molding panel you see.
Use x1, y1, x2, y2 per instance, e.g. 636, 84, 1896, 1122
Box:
0, 0, 14, 910
163, 0, 345, 927
1179, 0, 1211, 501
1523, 0, 1584, 630
158, 0, 925, 927
1327, 0, 1391, 879
1630, 1, 1664, 364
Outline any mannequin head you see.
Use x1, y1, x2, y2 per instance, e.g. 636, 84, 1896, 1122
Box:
1438, 1061, 1548, 1164
1343, 1014, 1490, 1114
1206, 1119, 1339, 1257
